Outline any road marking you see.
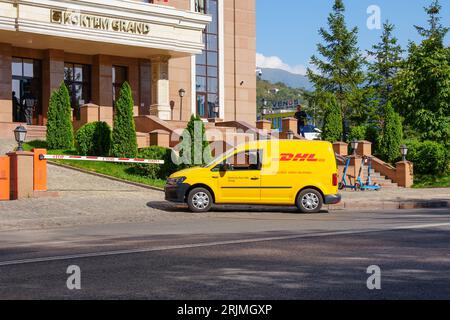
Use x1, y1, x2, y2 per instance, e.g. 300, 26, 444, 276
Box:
1, 223, 450, 267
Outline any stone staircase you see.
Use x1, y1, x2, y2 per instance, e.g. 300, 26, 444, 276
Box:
361, 166, 399, 189
26, 125, 46, 141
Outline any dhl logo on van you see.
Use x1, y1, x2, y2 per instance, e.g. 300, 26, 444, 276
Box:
279, 153, 325, 162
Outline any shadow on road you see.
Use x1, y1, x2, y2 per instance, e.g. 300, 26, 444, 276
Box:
146, 201, 329, 215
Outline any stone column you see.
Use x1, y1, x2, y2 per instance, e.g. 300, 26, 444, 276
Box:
396, 161, 414, 188
7, 151, 34, 200
42, 49, 65, 124
0, 43, 12, 123
282, 117, 297, 134
333, 142, 348, 156
255, 120, 271, 131
150, 55, 171, 120
92, 55, 113, 126
139, 59, 152, 116
357, 140, 372, 156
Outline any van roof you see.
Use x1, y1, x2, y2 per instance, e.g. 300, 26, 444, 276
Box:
237, 139, 332, 150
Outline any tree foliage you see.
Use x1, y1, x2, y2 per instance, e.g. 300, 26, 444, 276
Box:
111, 82, 138, 158
366, 21, 403, 108
179, 114, 212, 167
46, 82, 74, 150
307, 0, 364, 136
321, 94, 343, 142
392, 0, 450, 146
379, 102, 403, 163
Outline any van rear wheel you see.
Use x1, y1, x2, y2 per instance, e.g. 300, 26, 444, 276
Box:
296, 189, 323, 213
187, 187, 213, 213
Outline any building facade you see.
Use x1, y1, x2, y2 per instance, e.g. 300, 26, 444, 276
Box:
0, 0, 256, 136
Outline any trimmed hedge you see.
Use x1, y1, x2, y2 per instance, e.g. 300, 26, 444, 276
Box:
46, 83, 74, 150
379, 102, 403, 163
75, 122, 112, 156
321, 95, 343, 142
129, 146, 180, 180
405, 140, 449, 175
347, 125, 367, 142
111, 82, 138, 158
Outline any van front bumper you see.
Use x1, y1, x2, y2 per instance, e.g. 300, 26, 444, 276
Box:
324, 194, 342, 205
165, 183, 191, 203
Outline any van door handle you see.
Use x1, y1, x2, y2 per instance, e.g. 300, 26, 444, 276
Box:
251, 177, 259, 180
212, 176, 219, 179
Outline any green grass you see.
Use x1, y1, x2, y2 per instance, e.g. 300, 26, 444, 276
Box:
24, 141, 166, 189
413, 172, 450, 188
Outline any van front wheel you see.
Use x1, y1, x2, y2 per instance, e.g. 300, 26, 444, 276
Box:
296, 189, 323, 213
187, 187, 213, 213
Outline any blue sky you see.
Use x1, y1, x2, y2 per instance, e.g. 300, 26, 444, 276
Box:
256, 0, 450, 75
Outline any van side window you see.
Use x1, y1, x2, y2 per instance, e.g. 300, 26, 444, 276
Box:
226, 150, 261, 171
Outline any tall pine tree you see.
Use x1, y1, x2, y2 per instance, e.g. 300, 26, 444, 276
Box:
307, 0, 364, 140
366, 21, 403, 108
392, 0, 450, 145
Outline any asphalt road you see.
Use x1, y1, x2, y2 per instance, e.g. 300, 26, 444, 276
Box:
0, 208, 449, 299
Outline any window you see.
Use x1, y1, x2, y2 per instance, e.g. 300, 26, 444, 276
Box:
221, 150, 262, 171
64, 63, 91, 120
196, 0, 219, 118
112, 65, 128, 107
12, 58, 42, 124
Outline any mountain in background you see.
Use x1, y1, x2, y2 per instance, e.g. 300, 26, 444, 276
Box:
258, 67, 314, 91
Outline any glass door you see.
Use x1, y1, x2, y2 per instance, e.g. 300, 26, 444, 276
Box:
12, 58, 42, 125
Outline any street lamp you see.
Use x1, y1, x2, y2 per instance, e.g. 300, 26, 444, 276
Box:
14, 125, 27, 151
351, 139, 359, 155
178, 88, 186, 120
400, 144, 408, 161
287, 130, 294, 140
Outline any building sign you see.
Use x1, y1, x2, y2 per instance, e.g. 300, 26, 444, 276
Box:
272, 99, 301, 110
50, 10, 150, 35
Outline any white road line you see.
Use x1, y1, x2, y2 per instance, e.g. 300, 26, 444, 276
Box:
1, 223, 450, 267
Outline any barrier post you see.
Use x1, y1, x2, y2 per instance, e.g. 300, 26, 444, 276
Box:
33, 148, 47, 191
0, 156, 10, 201
7, 151, 34, 200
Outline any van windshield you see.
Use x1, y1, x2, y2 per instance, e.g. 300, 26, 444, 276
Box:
203, 147, 237, 168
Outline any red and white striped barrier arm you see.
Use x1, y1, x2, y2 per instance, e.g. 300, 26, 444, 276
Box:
39, 154, 164, 165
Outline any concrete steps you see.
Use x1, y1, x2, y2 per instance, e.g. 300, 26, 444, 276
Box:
360, 168, 399, 188
26, 126, 46, 141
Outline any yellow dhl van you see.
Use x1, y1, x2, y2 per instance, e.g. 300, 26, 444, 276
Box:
165, 140, 341, 213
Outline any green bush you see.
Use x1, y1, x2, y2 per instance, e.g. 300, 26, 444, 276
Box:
129, 146, 179, 180
321, 94, 343, 142
405, 140, 449, 175
379, 102, 403, 163
178, 114, 212, 166
347, 125, 367, 142
46, 83, 74, 150
75, 122, 112, 156
111, 82, 138, 158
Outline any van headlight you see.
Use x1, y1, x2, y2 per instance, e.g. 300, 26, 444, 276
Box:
167, 177, 187, 185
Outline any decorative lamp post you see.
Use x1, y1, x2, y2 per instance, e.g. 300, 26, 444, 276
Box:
14, 125, 27, 152
178, 88, 186, 120
351, 139, 359, 155
400, 144, 408, 161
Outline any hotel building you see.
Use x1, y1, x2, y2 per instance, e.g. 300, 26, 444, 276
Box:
0, 0, 256, 146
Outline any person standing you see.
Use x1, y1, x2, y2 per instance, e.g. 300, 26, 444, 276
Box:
21, 86, 36, 125
12, 91, 20, 122
294, 104, 308, 138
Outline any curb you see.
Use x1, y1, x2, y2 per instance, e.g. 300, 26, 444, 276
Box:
47, 161, 165, 192
328, 200, 450, 211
